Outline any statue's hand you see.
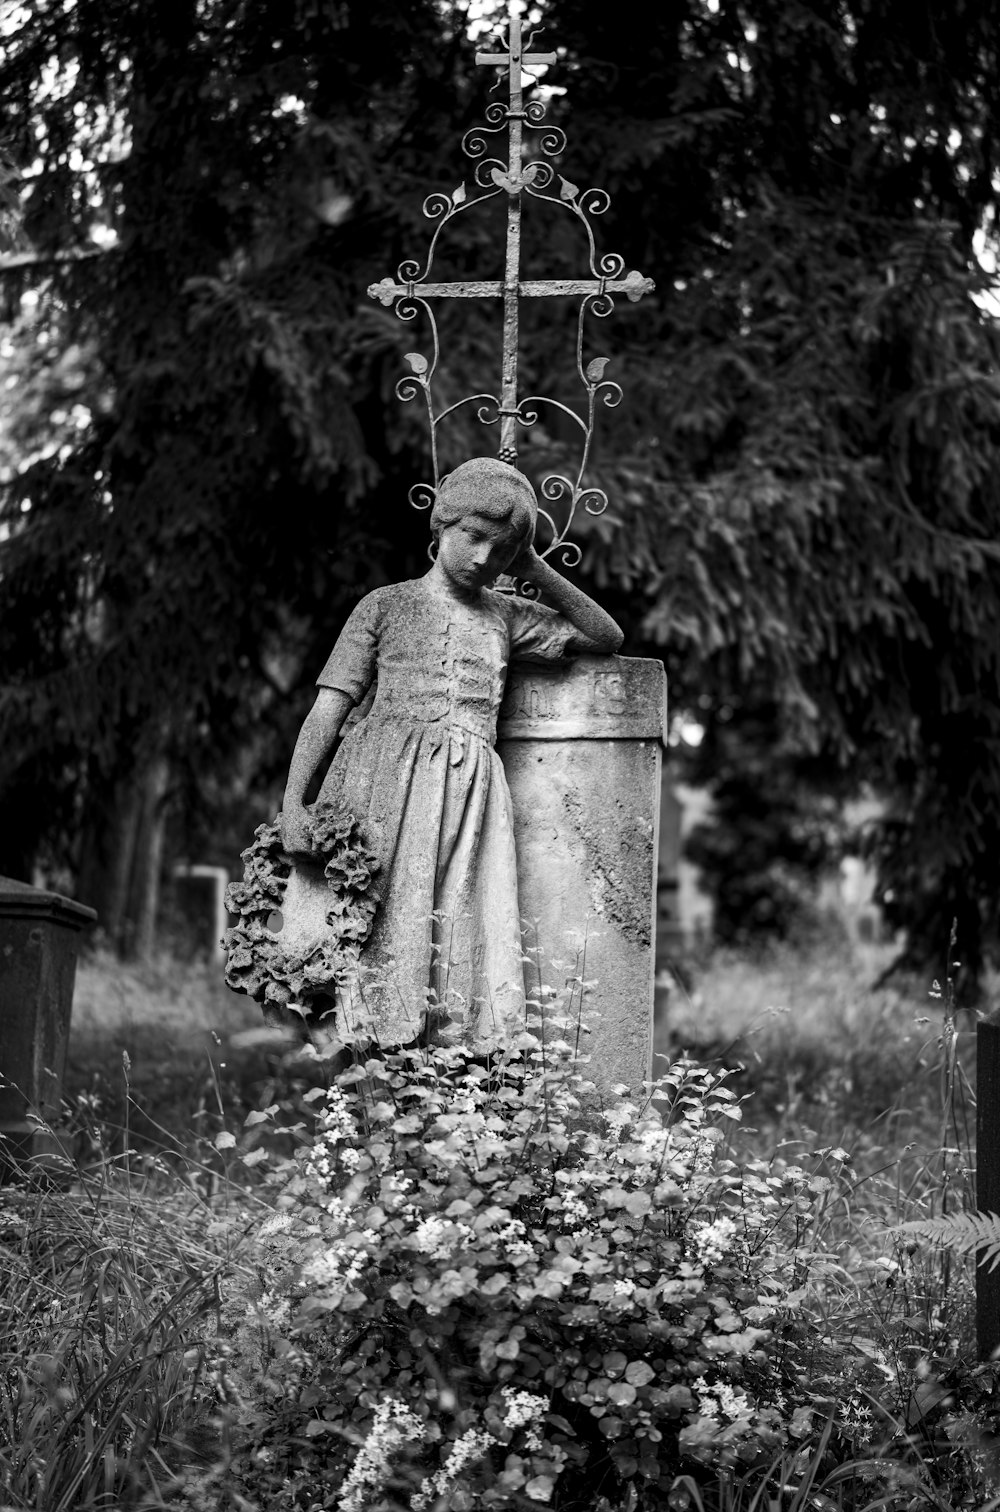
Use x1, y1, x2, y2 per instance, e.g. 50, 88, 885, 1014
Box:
508, 543, 544, 583
279, 806, 313, 857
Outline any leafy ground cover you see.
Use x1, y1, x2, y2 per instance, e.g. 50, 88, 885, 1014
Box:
0, 938, 995, 1510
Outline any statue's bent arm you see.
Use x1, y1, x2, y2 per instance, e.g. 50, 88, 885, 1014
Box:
513, 545, 623, 655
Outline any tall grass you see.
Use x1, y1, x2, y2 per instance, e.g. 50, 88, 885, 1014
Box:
0, 1121, 258, 1510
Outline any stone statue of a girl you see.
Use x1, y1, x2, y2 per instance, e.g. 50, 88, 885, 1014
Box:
226, 457, 622, 1052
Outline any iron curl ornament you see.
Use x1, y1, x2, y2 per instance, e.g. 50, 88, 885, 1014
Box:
366, 9, 654, 567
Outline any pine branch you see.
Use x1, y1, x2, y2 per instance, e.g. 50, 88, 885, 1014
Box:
0, 248, 106, 273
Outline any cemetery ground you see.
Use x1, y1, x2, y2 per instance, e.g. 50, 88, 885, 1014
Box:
2, 933, 999, 1512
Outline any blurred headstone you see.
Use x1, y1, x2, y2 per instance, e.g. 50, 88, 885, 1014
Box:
172, 863, 231, 958
0, 876, 96, 1179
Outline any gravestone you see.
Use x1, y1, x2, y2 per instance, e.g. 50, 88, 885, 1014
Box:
498, 656, 666, 1096
224, 10, 665, 1096
0, 876, 96, 1177
171, 863, 231, 958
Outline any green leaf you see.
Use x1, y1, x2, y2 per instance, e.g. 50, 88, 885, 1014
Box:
624, 1361, 655, 1386
244, 1106, 278, 1126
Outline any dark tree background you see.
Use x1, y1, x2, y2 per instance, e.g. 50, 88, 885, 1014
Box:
2, 0, 1000, 974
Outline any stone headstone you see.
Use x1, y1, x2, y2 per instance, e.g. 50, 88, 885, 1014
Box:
172, 864, 232, 957
498, 655, 667, 1098
0, 876, 96, 1178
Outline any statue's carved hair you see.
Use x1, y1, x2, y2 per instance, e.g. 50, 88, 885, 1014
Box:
430, 457, 537, 548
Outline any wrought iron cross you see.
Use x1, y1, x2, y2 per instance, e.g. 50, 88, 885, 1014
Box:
367, 8, 654, 563
475, 15, 556, 461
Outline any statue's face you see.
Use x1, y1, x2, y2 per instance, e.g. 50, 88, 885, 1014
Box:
437, 512, 519, 590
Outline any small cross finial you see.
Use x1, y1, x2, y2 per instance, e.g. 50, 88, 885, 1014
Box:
474, 14, 556, 80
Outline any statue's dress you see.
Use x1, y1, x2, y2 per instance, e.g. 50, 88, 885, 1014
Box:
312, 575, 576, 1050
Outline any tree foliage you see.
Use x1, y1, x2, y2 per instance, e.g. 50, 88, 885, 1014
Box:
0, 0, 503, 937
682, 701, 846, 948
2, 0, 1000, 969
544, 0, 1000, 974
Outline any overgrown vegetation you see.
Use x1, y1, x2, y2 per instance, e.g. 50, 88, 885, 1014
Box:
0, 1155, 256, 1509
1, 942, 993, 1509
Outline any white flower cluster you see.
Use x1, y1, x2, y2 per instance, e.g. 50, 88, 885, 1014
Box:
411, 1390, 549, 1510
300, 1229, 377, 1296
559, 1192, 589, 1227
338, 1397, 425, 1512
412, 1215, 474, 1259
502, 1386, 547, 1448
320, 1085, 356, 1140
497, 1217, 536, 1263
412, 1427, 495, 1510
687, 1132, 718, 1178
305, 1087, 357, 1183
696, 1380, 751, 1423
839, 1389, 874, 1444
627, 1122, 673, 1184
322, 1195, 350, 1226
689, 1215, 737, 1268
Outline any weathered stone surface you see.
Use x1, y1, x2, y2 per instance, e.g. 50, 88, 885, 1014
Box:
498, 656, 667, 1098
229, 460, 628, 1055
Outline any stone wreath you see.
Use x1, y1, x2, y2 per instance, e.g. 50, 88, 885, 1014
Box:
223, 803, 379, 1029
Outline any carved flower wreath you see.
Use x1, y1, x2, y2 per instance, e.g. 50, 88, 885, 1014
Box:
223, 804, 379, 1029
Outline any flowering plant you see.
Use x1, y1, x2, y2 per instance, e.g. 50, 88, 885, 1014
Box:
208, 1031, 877, 1511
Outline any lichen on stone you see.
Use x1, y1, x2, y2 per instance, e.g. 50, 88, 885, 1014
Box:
223, 805, 379, 1029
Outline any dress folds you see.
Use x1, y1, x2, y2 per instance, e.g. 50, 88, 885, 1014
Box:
312, 576, 575, 1050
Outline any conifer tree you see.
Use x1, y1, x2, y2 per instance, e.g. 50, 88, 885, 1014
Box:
543, 0, 1000, 978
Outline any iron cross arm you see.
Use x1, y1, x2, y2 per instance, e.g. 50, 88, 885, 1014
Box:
474, 20, 556, 75
475, 45, 556, 68
368, 270, 654, 306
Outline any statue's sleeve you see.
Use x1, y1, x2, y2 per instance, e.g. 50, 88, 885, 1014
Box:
502, 594, 578, 663
315, 590, 382, 703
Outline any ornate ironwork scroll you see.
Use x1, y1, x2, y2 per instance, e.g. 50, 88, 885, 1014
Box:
367, 10, 654, 567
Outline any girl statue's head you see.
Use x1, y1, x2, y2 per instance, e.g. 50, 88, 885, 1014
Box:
430, 457, 537, 552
